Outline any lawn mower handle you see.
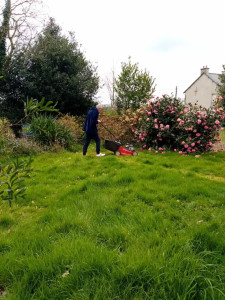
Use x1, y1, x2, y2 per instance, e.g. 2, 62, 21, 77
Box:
99, 122, 119, 141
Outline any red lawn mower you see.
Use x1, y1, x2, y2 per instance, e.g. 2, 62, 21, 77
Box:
100, 123, 138, 156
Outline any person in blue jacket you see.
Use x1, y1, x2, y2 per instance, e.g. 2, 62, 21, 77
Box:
83, 105, 105, 156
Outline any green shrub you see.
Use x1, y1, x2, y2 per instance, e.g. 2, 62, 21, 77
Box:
30, 115, 75, 150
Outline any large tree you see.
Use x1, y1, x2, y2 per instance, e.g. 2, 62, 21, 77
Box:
114, 57, 156, 113
1, 18, 99, 121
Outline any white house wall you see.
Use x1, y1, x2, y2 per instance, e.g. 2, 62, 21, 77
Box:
185, 74, 218, 107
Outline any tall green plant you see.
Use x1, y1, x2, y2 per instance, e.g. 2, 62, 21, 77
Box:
30, 115, 74, 149
0, 157, 33, 207
14, 97, 59, 126
0, 0, 10, 75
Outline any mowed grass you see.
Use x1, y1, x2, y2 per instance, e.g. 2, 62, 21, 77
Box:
1, 145, 225, 299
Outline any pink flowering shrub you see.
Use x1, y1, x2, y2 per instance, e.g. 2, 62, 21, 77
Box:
125, 95, 224, 154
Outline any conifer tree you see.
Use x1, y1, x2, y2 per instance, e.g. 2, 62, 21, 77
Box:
0, 0, 10, 74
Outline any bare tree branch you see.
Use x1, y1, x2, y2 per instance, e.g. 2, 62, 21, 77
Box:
0, 0, 45, 68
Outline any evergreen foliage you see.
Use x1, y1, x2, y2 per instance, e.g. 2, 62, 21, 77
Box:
0, 18, 99, 122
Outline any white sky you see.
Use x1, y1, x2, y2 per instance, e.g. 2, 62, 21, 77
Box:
42, 0, 225, 104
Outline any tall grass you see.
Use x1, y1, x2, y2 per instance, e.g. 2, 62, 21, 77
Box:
0, 147, 225, 299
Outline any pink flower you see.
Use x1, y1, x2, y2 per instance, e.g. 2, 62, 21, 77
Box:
143, 145, 147, 149
204, 126, 208, 130
191, 143, 195, 147
148, 147, 152, 151
196, 133, 201, 137
159, 147, 163, 151
155, 124, 159, 129
146, 118, 150, 121
179, 151, 183, 154
174, 149, 177, 152
161, 151, 165, 154
197, 119, 201, 124
195, 155, 200, 158
160, 124, 164, 128
215, 120, 220, 124
165, 125, 170, 129
213, 125, 217, 129
219, 96, 223, 101
184, 144, 188, 148
197, 140, 201, 144
154, 118, 158, 123
155, 151, 158, 154
220, 127, 224, 131
148, 111, 151, 115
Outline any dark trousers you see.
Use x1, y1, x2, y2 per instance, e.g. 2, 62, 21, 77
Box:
83, 132, 100, 155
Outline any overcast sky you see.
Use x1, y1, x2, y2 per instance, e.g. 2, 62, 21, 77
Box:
43, 0, 225, 104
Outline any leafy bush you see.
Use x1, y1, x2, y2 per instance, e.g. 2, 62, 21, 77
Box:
58, 114, 84, 142
125, 95, 224, 154
98, 114, 133, 143
30, 115, 75, 150
0, 118, 14, 140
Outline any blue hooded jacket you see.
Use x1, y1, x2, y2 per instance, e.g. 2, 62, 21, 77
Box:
83, 107, 99, 134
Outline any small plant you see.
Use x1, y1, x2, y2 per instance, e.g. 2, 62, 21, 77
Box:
0, 157, 33, 207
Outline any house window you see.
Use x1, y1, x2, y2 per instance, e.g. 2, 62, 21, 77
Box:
211, 94, 217, 106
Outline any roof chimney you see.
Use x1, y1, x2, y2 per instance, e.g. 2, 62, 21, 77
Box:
201, 66, 209, 75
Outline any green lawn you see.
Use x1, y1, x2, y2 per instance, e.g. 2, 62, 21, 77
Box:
220, 129, 225, 142
1, 146, 225, 299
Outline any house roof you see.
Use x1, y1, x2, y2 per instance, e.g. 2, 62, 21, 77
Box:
207, 73, 221, 85
184, 72, 221, 93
